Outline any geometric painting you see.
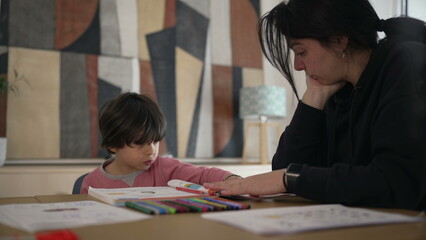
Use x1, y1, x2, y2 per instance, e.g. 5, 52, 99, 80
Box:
1, 0, 264, 160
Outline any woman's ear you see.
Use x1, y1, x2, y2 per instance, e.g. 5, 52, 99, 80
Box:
108, 147, 117, 153
330, 36, 348, 51
336, 36, 349, 50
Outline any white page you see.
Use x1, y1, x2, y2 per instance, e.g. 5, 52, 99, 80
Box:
0, 201, 151, 233
89, 186, 202, 206
90, 186, 198, 198
202, 204, 422, 235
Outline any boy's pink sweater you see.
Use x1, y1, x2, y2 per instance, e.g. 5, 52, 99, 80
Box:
80, 156, 232, 194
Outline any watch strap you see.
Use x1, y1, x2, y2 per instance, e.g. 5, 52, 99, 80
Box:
285, 163, 303, 193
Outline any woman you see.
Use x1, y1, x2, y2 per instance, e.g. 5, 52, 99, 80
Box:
205, 0, 426, 210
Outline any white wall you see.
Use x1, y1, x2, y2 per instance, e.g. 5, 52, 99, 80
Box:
370, 0, 400, 19
408, 0, 426, 21
370, 0, 425, 20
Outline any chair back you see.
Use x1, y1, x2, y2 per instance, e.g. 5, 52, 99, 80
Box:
72, 173, 88, 194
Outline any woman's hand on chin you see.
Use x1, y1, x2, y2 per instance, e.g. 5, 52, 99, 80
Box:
302, 76, 346, 110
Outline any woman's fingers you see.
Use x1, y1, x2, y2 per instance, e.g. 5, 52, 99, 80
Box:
204, 169, 287, 196
204, 179, 247, 195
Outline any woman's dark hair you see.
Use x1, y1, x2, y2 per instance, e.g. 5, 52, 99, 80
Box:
99, 92, 166, 154
258, 0, 426, 98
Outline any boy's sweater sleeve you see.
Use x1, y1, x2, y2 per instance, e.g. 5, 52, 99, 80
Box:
159, 157, 233, 184
80, 177, 89, 194
79, 167, 104, 194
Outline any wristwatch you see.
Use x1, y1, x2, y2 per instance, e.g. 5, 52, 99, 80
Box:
285, 163, 304, 193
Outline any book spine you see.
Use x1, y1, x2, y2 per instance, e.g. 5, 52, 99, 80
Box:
88, 187, 116, 206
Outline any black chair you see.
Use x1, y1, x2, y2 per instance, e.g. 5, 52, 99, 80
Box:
72, 173, 88, 194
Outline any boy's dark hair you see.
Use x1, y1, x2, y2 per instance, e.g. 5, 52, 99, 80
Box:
99, 92, 166, 154
258, 0, 426, 99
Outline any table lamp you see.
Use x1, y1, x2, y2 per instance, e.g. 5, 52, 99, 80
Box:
239, 85, 286, 164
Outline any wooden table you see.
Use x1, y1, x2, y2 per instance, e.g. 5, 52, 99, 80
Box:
0, 194, 424, 240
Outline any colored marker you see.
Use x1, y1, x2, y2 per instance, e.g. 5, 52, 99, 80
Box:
179, 199, 214, 211
158, 200, 188, 213
172, 199, 204, 212
175, 187, 217, 196
125, 201, 156, 215
147, 200, 177, 214
202, 198, 240, 210
204, 197, 239, 210
190, 198, 227, 211
169, 179, 217, 195
175, 187, 206, 195
215, 197, 251, 209
132, 201, 167, 214
164, 200, 192, 213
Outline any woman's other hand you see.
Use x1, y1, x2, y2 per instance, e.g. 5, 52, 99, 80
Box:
204, 169, 286, 196
302, 75, 346, 110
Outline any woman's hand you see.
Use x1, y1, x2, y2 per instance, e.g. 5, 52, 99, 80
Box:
204, 169, 286, 196
302, 76, 345, 110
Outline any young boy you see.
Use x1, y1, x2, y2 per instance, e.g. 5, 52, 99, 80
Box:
80, 92, 240, 194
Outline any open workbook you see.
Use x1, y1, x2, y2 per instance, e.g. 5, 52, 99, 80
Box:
88, 180, 218, 206
88, 179, 293, 206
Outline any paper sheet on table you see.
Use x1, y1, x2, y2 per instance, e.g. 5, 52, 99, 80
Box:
202, 204, 423, 235
0, 200, 151, 233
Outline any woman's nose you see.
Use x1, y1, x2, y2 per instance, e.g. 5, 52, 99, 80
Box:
294, 56, 305, 71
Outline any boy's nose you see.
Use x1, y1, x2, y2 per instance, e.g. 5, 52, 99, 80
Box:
143, 142, 156, 155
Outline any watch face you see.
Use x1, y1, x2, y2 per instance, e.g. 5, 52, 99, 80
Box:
288, 163, 303, 173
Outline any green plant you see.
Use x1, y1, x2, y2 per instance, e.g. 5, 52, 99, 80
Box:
0, 69, 31, 96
